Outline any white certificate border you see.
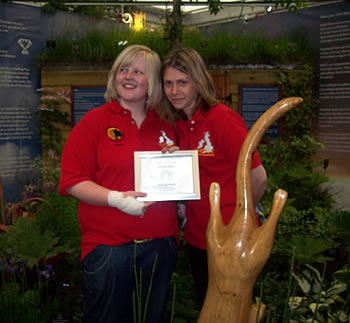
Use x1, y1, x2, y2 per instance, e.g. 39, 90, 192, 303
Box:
134, 150, 201, 201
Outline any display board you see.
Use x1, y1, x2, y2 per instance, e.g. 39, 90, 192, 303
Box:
0, 2, 44, 202
72, 87, 106, 125
239, 85, 281, 137
316, 3, 350, 210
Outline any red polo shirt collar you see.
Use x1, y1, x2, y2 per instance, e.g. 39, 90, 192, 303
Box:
178, 101, 208, 123
107, 99, 157, 123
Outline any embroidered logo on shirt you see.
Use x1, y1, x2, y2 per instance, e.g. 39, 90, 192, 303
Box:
159, 130, 174, 147
107, 127, 124, 144
197, 131, 215, 156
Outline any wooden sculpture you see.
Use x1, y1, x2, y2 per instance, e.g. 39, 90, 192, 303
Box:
198, 97, 304, 323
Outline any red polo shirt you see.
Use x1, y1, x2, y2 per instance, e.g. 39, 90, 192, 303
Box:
59, 100, 178, 261
175, 103, 261, 250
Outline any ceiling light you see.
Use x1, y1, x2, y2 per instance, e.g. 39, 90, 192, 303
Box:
266, 5, 273, 14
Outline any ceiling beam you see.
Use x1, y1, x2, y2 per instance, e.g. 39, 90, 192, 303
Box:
11, 1, 313, 7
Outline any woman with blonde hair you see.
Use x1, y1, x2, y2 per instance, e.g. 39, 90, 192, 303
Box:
59, 45, 178, 323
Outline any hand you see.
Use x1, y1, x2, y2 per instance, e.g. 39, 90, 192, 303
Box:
206, 182, 287, 293
107, 191, 153, 216
161, 145, 180, 154
123, 191, 154, 208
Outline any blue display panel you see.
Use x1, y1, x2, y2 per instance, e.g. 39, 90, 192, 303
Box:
239, 85, 281, 138
0, 3, 44, 202
72, 87, 106, 125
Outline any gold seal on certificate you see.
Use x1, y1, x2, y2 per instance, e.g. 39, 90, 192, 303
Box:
134, 150, 201, 201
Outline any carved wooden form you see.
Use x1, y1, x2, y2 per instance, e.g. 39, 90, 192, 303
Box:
198, 97, 304, 323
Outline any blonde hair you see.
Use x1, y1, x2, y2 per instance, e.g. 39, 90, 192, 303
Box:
105, 45, 162, 110
161, 47, 219, 123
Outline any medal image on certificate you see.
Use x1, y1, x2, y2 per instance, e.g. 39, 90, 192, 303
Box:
134, 150, 201, 201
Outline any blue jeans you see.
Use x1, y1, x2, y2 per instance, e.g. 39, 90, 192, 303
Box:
82, 236, 177, 323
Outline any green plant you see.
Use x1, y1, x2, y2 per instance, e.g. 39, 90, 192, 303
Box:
0, 246, 80, 322
329, 210, 350, 263
0, 279, 49, 323
289, 264, 350, 322
259, 64, 334, 238
0, 192, 82, 322
0, 153, 82, 321
37, 87, 71, 156
38, 26, 314, 66
285, 235, 338, 265
167, 241, 200, 322
34, 192, 80, 250
0, 177, 48, 232
0, 243, 61, 322
0, 217, 66, 269
253, 63, 350, 322
133, 252, 159, 323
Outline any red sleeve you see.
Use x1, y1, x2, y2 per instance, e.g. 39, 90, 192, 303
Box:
58, 112, 100, 196
212, 106, 262, 169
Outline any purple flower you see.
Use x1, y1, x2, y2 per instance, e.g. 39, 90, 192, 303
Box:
6, 266, 15, 273
40, 264, 55, 280
40, 270, 50, 280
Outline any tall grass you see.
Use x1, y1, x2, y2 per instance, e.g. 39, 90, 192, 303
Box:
38, 26, 313, 66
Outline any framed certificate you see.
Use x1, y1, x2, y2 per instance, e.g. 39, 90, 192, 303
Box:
134, 150, 201, 201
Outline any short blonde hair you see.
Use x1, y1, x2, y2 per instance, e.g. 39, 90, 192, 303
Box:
105, 45, 162, 110
161, 47, 218, 123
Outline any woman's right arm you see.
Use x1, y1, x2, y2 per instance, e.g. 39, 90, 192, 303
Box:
60, 113, 151, 215
66, 180, 110, 206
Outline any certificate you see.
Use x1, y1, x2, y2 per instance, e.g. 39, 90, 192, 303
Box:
134, 150, 201, 201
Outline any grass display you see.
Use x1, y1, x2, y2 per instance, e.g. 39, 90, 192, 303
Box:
38, 27, 314, 67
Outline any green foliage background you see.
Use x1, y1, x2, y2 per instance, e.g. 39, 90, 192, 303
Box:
38, 27, 314, 67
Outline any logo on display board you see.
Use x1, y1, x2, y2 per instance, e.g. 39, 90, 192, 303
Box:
17, 38, 32, 55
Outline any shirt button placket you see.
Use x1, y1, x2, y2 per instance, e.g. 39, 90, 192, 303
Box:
189, 119, 195, 132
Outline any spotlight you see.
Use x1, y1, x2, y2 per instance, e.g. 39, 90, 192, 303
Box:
266, 5, 272, 14
243, 14, 249, 24
119, 6, 133, 24
121, 13, 132, 24
242, 7, 255, 24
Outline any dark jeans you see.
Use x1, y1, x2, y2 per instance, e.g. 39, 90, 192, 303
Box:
186, 243, 208, 309
82, 236, 177, 323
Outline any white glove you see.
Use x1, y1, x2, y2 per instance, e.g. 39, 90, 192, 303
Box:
107, 191, 145, 216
